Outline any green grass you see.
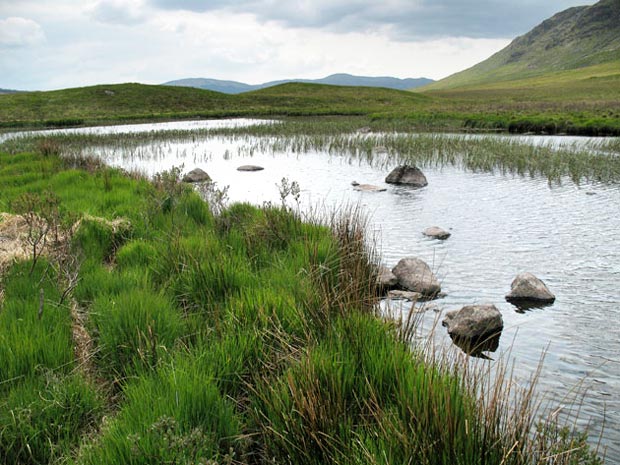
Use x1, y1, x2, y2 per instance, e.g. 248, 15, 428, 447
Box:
0, 146, 604, 464
0, 82, 428, 129
416, 62, 620, 136
1, 75, 617, 135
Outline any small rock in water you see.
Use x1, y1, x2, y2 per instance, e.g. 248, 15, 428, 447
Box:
423, 226, 451, 240
385, 165, 428, 187
376, 266, 398, 291
505, 272, 555, 305
387, 290, 423, 301
237, 165, 264, 172
392, 257, 441, 298
182, 168, 211, 183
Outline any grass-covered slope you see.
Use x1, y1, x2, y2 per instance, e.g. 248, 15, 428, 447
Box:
0, 142, 602, 464
0, 83, 235, 127
0, 64, 618, 135
0, 82, 429, 128
425, 0, 620, 90
419, 61, 620, 135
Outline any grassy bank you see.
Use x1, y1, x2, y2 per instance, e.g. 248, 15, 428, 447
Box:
1, 77, 618, 136
0, 141, 604, 463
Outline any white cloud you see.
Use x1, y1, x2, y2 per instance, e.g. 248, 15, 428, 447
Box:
0, 17, 45, 47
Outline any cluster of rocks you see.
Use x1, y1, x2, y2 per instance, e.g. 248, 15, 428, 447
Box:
182, 165, 265, 184
439, 273, 555, 357
377, 258, 556, 357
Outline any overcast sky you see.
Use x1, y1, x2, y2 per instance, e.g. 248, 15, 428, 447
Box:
0, 0, 596, 91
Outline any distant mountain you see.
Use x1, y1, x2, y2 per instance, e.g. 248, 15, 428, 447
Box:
0, 88, 20, 94
164, 73, 434, 94
425, 0, 620, 90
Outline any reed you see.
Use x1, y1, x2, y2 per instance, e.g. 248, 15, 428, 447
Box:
3, 118, 618, 186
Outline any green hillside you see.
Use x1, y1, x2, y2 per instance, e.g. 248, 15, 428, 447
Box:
425, 0, 620, 90
0, 82, 428, 128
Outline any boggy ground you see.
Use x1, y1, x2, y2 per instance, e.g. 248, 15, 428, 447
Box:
0, 145, 603, 464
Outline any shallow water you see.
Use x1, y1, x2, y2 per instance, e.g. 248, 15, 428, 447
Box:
0, 118, 275, 143
3, 120, 619, 460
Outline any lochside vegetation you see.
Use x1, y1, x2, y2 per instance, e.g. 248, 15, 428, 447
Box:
0, 139, 604, 464
4, 118, 619, 186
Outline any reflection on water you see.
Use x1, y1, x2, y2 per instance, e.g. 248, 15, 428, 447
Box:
510, 300, 556, 314
447, 332, 502, 360
3, 121, 619, 461
0, 118, 275, 143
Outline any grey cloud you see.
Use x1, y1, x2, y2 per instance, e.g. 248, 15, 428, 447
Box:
146, 0, 597, 38
90, 0, 148, 26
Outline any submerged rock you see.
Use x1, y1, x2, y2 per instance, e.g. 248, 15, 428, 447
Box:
182, 168, 211, 183
392, 257, 441, 298
423, 226, 451, 240
387, 290, 423, 301
237, 165, 264, 172
385, 165, 428, 187
351, 181, 386, 192
505, 272, 555, 304
442, 304, 503, 355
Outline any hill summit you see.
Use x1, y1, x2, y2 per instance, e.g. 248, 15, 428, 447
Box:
427, 0, 620, 89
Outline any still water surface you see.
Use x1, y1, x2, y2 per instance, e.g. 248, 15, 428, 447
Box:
3, 120, 619, 460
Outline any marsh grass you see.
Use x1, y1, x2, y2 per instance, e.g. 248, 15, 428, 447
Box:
0, 146, 604, 464
4, 118, 618, 186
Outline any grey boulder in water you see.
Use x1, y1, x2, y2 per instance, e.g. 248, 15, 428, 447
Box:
442, 304, 503, 355
385, 165, 428, 187
182, 168, 211, 183
423, 226, 451, 240
392, 257, 441, 298
505, 272, 556, 304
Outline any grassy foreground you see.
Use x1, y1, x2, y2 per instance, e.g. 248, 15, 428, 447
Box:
0, 144, 603, 464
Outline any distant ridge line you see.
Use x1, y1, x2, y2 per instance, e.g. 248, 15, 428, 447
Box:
163, 73, 434, 94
